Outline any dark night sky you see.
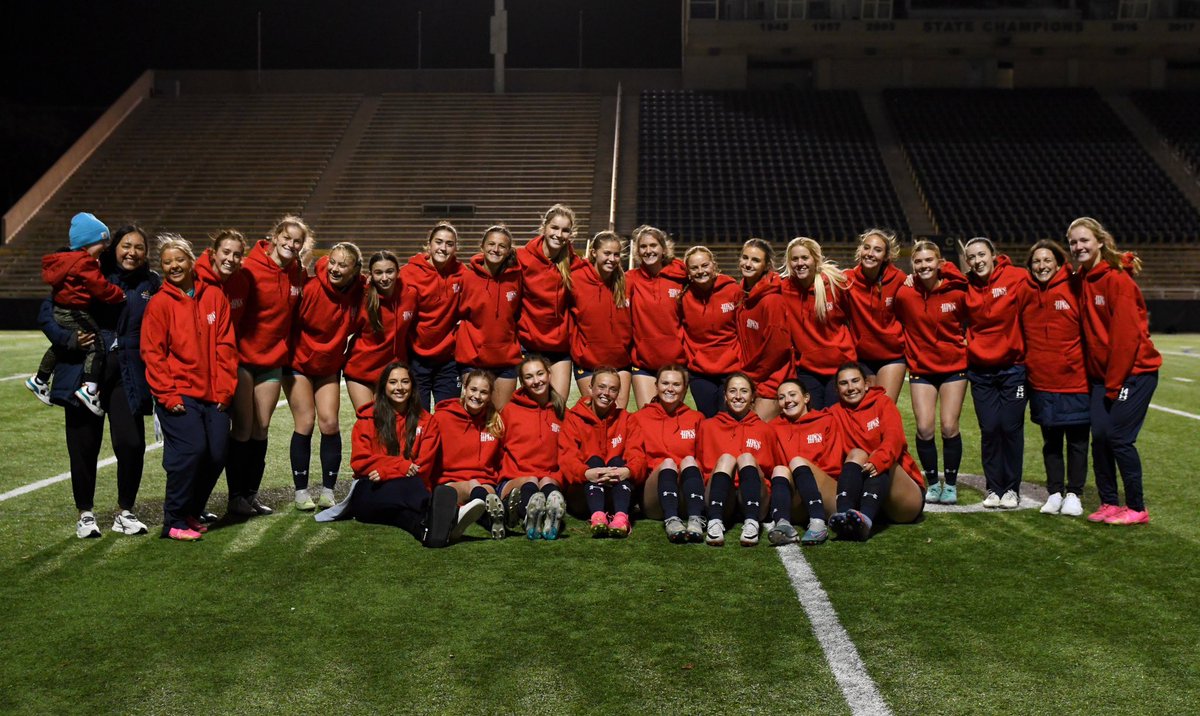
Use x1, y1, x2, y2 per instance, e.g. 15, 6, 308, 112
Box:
1, 0, 680, 207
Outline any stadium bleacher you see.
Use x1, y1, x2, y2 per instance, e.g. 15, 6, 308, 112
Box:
1130, 90, 1200, 178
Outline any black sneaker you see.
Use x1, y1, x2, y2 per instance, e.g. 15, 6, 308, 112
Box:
424, 485, 458, 548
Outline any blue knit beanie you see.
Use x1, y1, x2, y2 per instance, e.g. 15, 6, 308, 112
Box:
69, 212, 110, 251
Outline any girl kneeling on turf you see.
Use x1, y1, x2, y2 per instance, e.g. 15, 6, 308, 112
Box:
140, 234, 238, 541
431, 369, 507, 538
320, 362, 484, 547
827, 363, 926, 541
499, 355, 569, 540
696, 373, 781, 547
559, 367, 636, 538
626, 364, 705, 543
769, 380, 844, 546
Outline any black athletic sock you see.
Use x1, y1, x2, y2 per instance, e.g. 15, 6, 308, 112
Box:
791, 465, 826, 522
738, 466, 761, 521
769, 476, 793, 522
943, 434, 962, 486
289, 432, 312, 490
518, 481, 538, 519
247, 438, 269, 493
859, 472, 893, 523
613, 480, 632, 514
585, 483, 606, 514
469, 486, 488, 502
681, 465, 705, 519
837, 462, 865, 513
541, 483, 557, 497
319, 432, 341, 489
708, 471, 733, 520
658, 467, 680, 520
916, 437, 938, 486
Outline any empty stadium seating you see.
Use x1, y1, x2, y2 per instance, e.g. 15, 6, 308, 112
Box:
1131, 90, 1200, 179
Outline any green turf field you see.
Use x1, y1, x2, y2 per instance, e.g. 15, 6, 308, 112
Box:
2, 331, 1198, 715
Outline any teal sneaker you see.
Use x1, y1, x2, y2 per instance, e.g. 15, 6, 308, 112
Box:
938, 483, 958, 505
925, 481, 944, 504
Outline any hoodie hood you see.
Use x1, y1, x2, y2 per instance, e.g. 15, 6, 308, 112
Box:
742, 270, 782, 309
41, 250, 91, 286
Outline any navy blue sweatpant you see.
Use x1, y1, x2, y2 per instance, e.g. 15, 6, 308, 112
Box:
412, 354, 461, 412
968, 364, 1027, 496
349, 476, 430, 539
157, 398, 230, 532
1090, 374, 1156, 512
689, 373, 727, 418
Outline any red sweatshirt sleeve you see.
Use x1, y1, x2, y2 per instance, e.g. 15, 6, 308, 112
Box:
867, 399, 906, 472
212, 296, 239, 406
139, 298, 183, 410
624, 418, 648, 486
1103, 275, 1142, 398
79, 258, 126, 304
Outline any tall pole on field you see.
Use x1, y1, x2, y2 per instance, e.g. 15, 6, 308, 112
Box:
491, 0, 508, 93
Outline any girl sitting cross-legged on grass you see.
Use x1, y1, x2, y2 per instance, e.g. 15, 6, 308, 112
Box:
430, 369, 508, 538
768, 379, 844, 546
317, 362, 484, 548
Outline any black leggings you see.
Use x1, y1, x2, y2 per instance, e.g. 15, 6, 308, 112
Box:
1041, 424, 1089, 496
64, 359, 146, 511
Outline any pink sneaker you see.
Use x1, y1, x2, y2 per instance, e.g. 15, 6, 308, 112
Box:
1106, 508, 1150, 525
589, 511, 609, 538
608, 512, 631, 538
167, 527, 203, 541
1087, 504, 1124, 523
185, 517, 208, 534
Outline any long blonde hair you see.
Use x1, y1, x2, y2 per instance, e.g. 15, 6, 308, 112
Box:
587, 231, 628, 307
461, 369, 504, 438
783, 237, 846, 323
856, 227, 900, 265
1067, 216, 1142, 276
632, 225, 675, 265
541, 204, 577, 290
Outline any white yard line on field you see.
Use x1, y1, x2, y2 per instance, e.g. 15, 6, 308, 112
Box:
777, 544, 893, 716
0, 374, 31, 382
1160, 350, 1199, 359
1150, 403, 1200, 421
1172, 377, 1194, 383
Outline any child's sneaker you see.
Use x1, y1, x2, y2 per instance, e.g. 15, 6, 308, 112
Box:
76, 511, 102, 539
739, 519, 761, 547
1105, 508, 1150, 526
589, 511, 609, 538
112, 510, 148, 535
664, 516, 687, 543
542, 491, 566, 540
317, 487, 336, 509
485, 493, 506, 539
74, 386, 104, 416
609, 512, 631, 538
1087, 503, 1124, 523
768, 518, 799, 546
294, 489, 316, 511
524, 492, 546, 540
925, 482, 943, 504
939, 483, 958, 504
26, 377, 52, 406
705, 518, 725, 546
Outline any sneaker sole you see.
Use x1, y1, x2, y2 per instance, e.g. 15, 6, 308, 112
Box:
112, 524, 148, 535
767, 530, 797, 546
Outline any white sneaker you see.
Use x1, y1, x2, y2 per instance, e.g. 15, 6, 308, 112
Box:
739, 519, 760, 547
1040, 492, 1064, 515
450, 499, 487, 540
74, 386, 104, 416
982, 491, 1001, 509
76, 511, 102, 539
26, 377, 51, 406
294, 489, 316, 511
1000, 490, 1020, 509
1060, 493, 1083, 517
111, 510, 148, 535
705, 518, 725, 546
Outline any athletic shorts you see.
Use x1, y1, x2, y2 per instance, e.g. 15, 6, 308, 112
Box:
573, 364, 632, 381
909, 371, 967, 389
242, 364, 282, 384
859, 357, 906, 376
522, 348, 570, 365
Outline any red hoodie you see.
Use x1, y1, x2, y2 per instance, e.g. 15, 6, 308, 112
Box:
456, 255, 523, 369
1076, 260, 1162, 398
738, 273, 792, 399
499, 388, 564, 483
430, 398, 502, 485
829, 387, 923, 488
140, 277, 238, 409
625, 400, 704, 482
558, 398, 632, 485
516, 236, 587, 354
772, 409, 844, 478
964, 256, 1032, 369
349, 403, 440, 486
1022, 265, 1087, 394
680, 274, 743, 376
695, 410, 781, 480
399, 253, 464, 362
782, 274, 856, 376
42, 249, 125, 308
568, 262, 633, 370
195, 248, 251, 330
344, 286, 419, 385
627, 259, 687, 370
845, 263, 907, 362
238, 239, 305, 368
290, 255, 366, 376
893, 269, 969, 375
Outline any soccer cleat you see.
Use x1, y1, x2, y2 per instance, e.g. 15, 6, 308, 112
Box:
294, 489, 316, 511
705, 518, 725, 546
999, 490, 1020, 509
739, 519, 761, 547
1060, 493, 1084, 517
981, 492, 1002, 509
542, 491, 566, 540
828, 512, 853, 540
1105, 508, 1150, 526
524, 492, 546, 540
608, 512, 631, 538
184, 516, 208, 534
925, 482, 943, 504
449, 497, 487, 542
74, 386, 105, 416
76, 512, 102, 539
26, 377, 52, 406
844, 509, 873, 541
111, 510, 148, 535
505, 488, 524, 530
166, 527, 203, 541
317, 487, 336, 509
1040, 493, 1064, 515
425, 485, 461, 547
939, 484, 958, 504
227, 495, 257, 517
801, 519, 829, 546
1087, 503, 1124, 523
247, 493, 274, 516
686, 515, 706, 543
589, 511, 610, 538
485, 493, 506, 539
768, 518, 799, 546
664, 516, 687, 543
